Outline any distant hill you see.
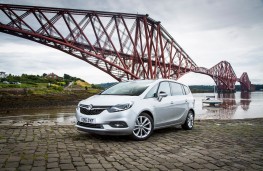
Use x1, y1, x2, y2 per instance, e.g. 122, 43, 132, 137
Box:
96, 82, 217, 92
95, 82, 263, 92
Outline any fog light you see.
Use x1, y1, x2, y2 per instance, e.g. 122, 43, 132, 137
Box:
109, 121, 128, 128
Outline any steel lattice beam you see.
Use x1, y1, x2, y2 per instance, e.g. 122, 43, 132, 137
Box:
0, 3, 197, 81
194, 61, 251, 92
208, 61, 237, 91
238, 72, 251, 91
0, 4, 252, 91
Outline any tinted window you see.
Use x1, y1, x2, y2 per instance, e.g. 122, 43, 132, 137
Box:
145, 84, 158, 98
157, 82, 171, 96
170, 82, 184, 96
101, 80, 154, 96
183, 85, 191, 95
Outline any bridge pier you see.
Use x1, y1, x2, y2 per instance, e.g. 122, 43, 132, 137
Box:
217, 89, 236, 93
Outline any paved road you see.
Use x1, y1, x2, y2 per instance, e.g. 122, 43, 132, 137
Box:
0, 119, 262, 171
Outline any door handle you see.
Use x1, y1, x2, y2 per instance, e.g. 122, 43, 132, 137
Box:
171, 101, 174, 104
185, 100, 188, 103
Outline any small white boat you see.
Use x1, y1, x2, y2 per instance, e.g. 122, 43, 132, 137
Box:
202, 96, 223, 106
202, 81, 223, 106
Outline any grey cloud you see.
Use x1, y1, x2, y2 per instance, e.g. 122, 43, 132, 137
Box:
0, 0, 262, 84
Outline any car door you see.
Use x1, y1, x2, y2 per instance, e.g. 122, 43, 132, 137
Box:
153, 81, 175, 127
169, 82, 189, 123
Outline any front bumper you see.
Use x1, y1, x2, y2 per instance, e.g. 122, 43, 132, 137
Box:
75, 122, 132, 135
75, 108, 137, 135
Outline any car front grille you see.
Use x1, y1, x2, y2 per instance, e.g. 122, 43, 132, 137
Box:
80, 108, 104, 115
77, 121, 104, 129
79, 105, 111, 115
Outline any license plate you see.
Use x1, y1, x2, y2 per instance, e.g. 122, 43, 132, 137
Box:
80, 117, 96, 123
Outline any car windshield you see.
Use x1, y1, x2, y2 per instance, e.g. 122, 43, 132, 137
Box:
101, 80, 155, 96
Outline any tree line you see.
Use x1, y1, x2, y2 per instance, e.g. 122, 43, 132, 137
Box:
1, 73, 84, 85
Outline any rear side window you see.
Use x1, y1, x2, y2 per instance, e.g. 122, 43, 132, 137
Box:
183, 85, 191, 95
170, 82, 184, 96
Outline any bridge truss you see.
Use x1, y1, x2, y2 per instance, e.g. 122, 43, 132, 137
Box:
0, 4, 251, 91
194, 61, 251, 92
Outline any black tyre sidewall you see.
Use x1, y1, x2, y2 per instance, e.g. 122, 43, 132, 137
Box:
182, 111, 194, 130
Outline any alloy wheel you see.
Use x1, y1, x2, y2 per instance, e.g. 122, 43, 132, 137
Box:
187, 113, 194, 128
133, 115, 152, 139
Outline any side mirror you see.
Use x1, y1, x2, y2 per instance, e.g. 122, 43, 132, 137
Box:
157, 91, 168, 101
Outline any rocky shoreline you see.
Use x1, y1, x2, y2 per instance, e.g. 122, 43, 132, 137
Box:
0, 90, 93, 113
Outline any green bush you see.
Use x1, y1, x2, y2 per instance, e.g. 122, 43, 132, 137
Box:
49, 84, 63, 91
57, 82, 66, 86
54, 86, 63, 91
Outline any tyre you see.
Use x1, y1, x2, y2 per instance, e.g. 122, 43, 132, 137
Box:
182, 110, 194, 130
131, 113, 153, 141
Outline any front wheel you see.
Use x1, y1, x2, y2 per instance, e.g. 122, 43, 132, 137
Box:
131, 113, 153, 141
182, 110, 194, 130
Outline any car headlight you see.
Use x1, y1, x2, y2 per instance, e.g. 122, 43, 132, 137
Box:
107, 102, 134, 113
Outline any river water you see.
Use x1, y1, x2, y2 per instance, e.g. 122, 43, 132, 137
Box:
194, 92, 263, 120
0, 92, 262, 126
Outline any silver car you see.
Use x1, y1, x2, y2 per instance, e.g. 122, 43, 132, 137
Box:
75, 79, 195, 140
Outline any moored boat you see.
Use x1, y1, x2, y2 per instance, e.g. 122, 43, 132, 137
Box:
202, 95, 223, 106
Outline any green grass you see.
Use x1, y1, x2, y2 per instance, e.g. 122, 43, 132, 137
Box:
88, 88, 101, 94
30, 88, 63, 95
0, 83, 37, 88
36, 83, 48, 88
0, 82, 101, 95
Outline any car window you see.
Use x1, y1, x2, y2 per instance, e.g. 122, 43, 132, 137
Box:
170, 82, 184, 96
157, 82, 171, 96
183, 85, 191, 95
101, 80, 154, 96
145, 83, 158, 98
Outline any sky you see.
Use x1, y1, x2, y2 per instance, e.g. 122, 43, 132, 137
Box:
0, 0, 262, 85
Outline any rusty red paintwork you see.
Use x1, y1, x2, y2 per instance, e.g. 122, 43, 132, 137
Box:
0, 4, 251, 91
194, 61, 251, 92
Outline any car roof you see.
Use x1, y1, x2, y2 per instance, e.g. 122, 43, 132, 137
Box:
125, 79, 186, 86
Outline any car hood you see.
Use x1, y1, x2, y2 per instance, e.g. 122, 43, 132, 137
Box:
79, 95, 140, 106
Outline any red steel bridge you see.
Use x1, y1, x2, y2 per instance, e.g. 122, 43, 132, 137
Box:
0, 4, 251, 92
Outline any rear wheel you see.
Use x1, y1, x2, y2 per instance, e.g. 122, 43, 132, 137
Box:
131, 113, 153, 141
182, 110, 194, 130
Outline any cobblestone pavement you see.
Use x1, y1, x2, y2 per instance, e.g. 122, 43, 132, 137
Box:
0, 119, 262, 171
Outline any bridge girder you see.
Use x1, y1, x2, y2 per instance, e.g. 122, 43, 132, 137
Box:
238, 72, 251, 91
208, 61, 237, 91
0, 4, 252, 91
193, 62, 252, 92
0, 3, 197, 81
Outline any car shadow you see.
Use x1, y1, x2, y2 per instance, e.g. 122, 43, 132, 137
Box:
153, 126, 182, 135
71, 126, 184, 142
71, 131, 131, 142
